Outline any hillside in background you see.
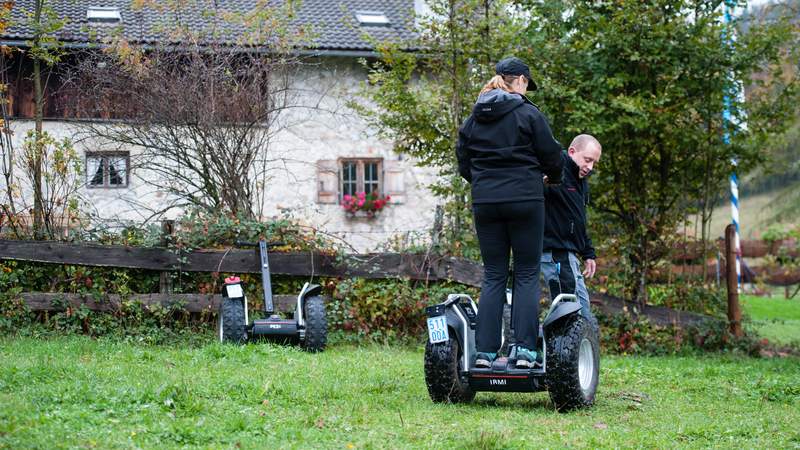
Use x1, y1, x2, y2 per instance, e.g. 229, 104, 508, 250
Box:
691, 179, 800, 240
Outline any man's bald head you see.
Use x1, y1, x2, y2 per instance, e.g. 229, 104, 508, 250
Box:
567, 134, 602, 178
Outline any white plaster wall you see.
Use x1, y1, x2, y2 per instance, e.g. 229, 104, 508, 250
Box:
2, 57, 443, 251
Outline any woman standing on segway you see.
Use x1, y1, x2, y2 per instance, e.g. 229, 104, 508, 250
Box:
456, 57, 563, 369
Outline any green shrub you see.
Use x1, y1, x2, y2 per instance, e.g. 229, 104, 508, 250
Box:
329, 278, 478, 343
646, 283, 727, 316
597, 311, 762, 356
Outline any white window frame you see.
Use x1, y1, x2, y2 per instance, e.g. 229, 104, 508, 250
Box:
355, 11, 390, 26
86, 152, 130, 188
87, 7, 122, 23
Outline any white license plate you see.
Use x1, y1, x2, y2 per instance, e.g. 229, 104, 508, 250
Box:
427, 316, 449, 344
225, 284, 243, 298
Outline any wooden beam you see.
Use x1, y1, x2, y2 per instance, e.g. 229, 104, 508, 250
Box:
670, 238, 799, 260
0, 240, 480, 281
3, 239, 796, 288
20, 292, 299, 313
18, 291, 714, 329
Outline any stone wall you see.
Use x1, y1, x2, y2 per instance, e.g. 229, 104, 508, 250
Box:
1, 56, 442, 252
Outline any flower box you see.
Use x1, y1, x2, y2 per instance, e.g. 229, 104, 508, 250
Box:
341, 192, 391, 218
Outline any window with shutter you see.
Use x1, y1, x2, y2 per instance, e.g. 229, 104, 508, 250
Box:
338, 158, 383, 200
316, 158, 403, 204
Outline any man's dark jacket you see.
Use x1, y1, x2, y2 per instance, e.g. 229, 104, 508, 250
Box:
456, 89, 563, 204
543, 152, 596, 260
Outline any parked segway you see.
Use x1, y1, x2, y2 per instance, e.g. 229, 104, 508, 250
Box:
424, 273, 599, 411
217, 239, 327, 352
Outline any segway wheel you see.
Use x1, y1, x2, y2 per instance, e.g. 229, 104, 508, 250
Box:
301, 295, 327, 353
424, 336, 475, 404
218, 297, 247, 344
546, 314, 600, 411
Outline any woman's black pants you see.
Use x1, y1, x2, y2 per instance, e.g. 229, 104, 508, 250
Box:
473, 200, 544, 352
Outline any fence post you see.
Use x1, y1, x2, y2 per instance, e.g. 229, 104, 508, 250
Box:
159, 220, 175, 294
725, 224, 743, 337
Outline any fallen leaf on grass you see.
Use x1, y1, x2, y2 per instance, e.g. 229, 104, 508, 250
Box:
316, 417, 325, 429
261, 399, 269, 406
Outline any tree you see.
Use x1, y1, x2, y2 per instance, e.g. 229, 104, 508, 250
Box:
26, 0, 66, 238
355, 0, 525, 257
521, 0, 799, 303
0, 0, 69, 238
1, 1, 16, 234
63, 1, 313, 219
19, 130, 82, 238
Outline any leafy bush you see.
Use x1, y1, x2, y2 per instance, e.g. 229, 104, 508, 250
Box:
597, 311, 762, 356
646, 284, 727, 316
328, 278, 478, 344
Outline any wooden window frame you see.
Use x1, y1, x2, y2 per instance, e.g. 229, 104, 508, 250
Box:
339, 158, 383, 200
86, 151, 130, 189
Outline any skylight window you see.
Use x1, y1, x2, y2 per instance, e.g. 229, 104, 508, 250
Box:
355, 11, 390, 26
87, 7, 122, 23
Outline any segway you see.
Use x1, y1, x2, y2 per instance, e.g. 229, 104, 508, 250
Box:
217, 239, 327, 352
424, 275, 599, 411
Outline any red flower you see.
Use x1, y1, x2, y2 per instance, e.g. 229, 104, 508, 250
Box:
340, 191, 391, 216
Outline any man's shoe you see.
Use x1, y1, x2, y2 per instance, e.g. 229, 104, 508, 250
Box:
474, 352, 496, 368
512, 346, 540, 369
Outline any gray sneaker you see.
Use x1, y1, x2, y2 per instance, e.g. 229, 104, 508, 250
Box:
474, 352, 496, 368
511, 345, 540, 369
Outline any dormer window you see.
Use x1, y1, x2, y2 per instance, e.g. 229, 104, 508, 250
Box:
355, 11, 390, 26
87, 7, 122, 23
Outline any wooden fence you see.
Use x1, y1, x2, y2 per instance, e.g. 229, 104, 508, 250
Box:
0, 228, 797, 332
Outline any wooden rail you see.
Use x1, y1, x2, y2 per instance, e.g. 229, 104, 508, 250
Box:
16, 291, 710, 328
0, 239, 484, 287
1, 239, 796, 289
670, 238, 799, 261
18, 292, 298, 313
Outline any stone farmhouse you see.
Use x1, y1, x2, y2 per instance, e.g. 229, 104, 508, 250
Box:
1, 0, 441, 251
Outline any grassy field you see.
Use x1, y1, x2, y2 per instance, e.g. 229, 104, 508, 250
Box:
1, 336, 799, 449
742, 294, 800, 346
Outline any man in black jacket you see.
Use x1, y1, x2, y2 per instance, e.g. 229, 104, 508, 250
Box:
542, 134, 602, 319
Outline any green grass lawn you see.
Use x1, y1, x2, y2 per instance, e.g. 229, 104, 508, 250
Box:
1, 336, 799, 449
741, 294, 800, 346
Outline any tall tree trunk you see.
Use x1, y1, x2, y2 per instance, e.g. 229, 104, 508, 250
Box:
630, 232, 650, 309
32, 3, 45, 239
700, 146, 712, 281
448, 0, 464, 238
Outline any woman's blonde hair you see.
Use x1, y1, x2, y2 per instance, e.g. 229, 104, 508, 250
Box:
480, 74, 520, 95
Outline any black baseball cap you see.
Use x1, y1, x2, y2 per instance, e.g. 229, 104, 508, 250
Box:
495, 57, 538, 92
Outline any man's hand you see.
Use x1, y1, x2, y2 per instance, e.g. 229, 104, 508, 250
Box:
582, 259, 597, 279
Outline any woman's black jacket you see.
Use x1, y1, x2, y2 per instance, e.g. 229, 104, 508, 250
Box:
456, 89, 563, 204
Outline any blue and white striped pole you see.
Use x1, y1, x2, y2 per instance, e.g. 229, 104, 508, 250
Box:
723, 0, 742, 291
729, 167, 742, 290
